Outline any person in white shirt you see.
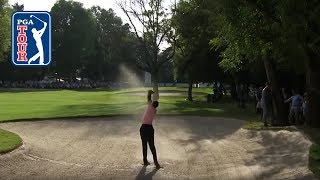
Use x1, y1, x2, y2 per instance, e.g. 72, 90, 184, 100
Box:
261, 82, 273, 126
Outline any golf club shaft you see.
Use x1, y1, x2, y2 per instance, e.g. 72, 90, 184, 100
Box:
32, 15, 46, 24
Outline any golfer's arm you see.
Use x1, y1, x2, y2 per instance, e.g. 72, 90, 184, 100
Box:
39, 23, 47, 36
284, 97, 292, 103
281, 90, 286, 99
147, 92, 152, 104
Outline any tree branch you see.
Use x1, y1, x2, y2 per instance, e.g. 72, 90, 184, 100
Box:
136, 63, 151, 72
244, 0, 281, 25
118, 2, 145, 46
118, 0, 154, 66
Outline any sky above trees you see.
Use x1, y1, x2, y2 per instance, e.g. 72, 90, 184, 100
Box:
8, 0, 176, 25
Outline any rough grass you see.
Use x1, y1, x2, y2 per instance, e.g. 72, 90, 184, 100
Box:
242, 120, 298, 131
309, 144, 320, 177
310, 144, 320, 161
0, 129, 22, 154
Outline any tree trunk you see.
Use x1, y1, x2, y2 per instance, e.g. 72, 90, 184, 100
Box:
69, 74, 73, 83
187, 80, 193, 101
305, 51, 320, 127
263, 53, 288, 126
152, 71, 159, 101
230, 81, 237, 100
98, 62, 104, 81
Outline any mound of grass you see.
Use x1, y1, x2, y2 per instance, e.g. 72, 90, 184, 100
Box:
242, 120, 264, 130
0, 129, 22, 154
242, 120, 298, 131
309, 144, 320, 177
310, 144, 320, 161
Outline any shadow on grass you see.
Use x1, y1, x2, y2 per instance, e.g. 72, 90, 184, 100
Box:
242, 120, 299, 131
161, 100, 256, 120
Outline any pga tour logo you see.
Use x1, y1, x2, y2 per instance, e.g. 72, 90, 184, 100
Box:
12, 11, 51, 66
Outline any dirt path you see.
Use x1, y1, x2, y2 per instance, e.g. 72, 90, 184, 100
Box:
0, 116, 315, 179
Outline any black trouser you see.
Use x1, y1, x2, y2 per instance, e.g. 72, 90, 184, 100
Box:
140, 124, 158, 164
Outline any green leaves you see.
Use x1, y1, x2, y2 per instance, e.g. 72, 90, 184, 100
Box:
51, 0, 97, 78
172, 0, 223, 82
212, 0, 316, 74
0, 0, 10, 61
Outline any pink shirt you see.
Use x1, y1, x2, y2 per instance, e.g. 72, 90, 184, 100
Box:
142, 102, 157, 125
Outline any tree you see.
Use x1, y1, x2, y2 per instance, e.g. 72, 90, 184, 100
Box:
88, 6, 138, 81
0, 0, 10, 61
275, 0, 320, 127
0, 2, 44, 82
12, 2, 24, 10
118, 0, 175, 100
172, 0, 224, 101
51, 0, 96, 81
212, 0, 320, 127
158, 59, 174, 83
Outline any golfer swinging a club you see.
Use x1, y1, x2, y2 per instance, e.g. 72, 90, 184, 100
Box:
140, 90, 161, 169
28, 15, 47, 65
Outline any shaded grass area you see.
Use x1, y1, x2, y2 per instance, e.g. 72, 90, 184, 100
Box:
309, 144, 320, 178
160, 98, 255, 120
242, 120, 264, 130
0, 88, 255, 122
242, 120, 298, 131
0, 129, 22, 154
298, 127, 320, 178
310, 144, 320, 162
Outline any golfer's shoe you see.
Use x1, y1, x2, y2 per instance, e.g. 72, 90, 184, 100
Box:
155, 163, 162, 169
143, 161, 151, 166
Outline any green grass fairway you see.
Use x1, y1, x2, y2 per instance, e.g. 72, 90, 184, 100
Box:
0, 88, 256, 122
0, 129, 22, 154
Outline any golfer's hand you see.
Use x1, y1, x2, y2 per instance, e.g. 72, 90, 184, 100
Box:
148, 90, 154, 94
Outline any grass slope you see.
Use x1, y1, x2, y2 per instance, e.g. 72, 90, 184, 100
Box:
309, 144, 320, 177
0, 129, 22, 154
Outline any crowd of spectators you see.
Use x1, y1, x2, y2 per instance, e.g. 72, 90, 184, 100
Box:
0, 81, 129, 89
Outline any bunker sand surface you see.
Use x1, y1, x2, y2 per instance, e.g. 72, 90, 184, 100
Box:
0, 116, 315, 179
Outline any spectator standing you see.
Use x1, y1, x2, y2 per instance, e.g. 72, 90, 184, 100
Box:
261, 82, 273, 126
